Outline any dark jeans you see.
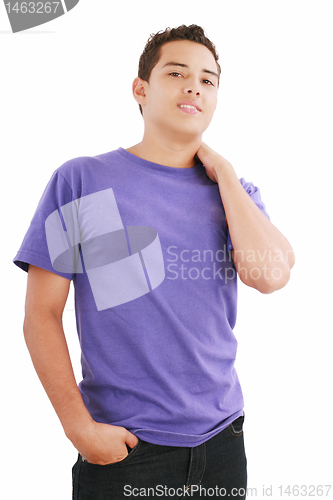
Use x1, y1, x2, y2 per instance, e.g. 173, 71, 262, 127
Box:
72, 416, 247, 499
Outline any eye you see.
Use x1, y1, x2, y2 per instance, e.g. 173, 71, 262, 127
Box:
169, 72, 183, 77
202, 79, 214, 86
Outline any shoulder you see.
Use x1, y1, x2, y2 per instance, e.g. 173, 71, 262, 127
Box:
52, 149, 123, 197
56, 149, 121, 180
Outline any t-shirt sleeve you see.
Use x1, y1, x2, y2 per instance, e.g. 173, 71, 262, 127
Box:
227, 178, 270, 253
13, 170, 76, 280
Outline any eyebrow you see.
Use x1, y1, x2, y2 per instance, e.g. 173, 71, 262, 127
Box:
162, 62, 219, 80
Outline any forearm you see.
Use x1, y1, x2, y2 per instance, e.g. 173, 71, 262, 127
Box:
215, 163, 295, 292
23, 309, 93, 440
23, 266, 138, 465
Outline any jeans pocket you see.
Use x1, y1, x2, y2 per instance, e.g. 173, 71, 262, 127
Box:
82, 438, 141, 468
229, 415, 245, 436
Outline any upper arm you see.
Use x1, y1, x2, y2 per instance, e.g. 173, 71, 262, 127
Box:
24, 265, 71, 321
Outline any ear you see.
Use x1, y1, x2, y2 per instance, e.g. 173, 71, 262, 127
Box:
132, 77, 147, 107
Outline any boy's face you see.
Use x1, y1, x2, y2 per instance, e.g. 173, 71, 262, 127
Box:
136, 40, 219, 141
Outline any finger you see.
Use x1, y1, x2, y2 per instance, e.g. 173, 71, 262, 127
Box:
125, 431, 139, 449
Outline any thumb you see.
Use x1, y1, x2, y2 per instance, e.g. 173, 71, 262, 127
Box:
125, 431, 139, 449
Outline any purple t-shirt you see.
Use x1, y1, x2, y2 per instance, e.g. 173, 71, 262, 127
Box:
14, 147, 269, 447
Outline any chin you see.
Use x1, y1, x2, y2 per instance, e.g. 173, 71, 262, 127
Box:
177, 123, 209, 139
152, 115, 210, 141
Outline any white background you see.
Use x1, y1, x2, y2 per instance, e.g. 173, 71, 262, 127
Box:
1, 1, 332, 498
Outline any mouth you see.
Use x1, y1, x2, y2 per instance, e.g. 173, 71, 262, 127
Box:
177, 101, 201, 114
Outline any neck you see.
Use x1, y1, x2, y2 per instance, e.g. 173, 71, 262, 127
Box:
126, 133, 202, 169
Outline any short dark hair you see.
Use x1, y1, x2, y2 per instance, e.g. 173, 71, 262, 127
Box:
137, 24, 221, 115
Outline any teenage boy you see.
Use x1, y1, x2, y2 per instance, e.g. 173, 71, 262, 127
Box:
14, 25, 294, 499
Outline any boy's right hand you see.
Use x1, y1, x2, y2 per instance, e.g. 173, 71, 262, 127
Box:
71, 420, 139, 465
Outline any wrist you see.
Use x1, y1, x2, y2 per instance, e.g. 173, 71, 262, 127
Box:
64, 412, 95, 445
214, 158, 236, 183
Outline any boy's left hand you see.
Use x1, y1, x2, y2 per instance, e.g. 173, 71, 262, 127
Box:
196, 143, 233, 183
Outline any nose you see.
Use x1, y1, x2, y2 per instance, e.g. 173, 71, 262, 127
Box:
185, 88, 200, 96
183, 80, 201, 96
184, 87, 200, 96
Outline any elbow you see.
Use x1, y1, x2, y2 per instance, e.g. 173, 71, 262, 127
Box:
288, 248, 296, 270
255, 264, 292, 294
23, 314, 29, 339
236, 245, 295, 294
239, 262, 292, 294
23, 309, 44, 346
260, 247, 295, 293
257, 275, 290, 294
23, 314, 34, 347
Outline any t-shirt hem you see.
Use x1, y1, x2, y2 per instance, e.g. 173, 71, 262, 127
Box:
132, 409, 244, 447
